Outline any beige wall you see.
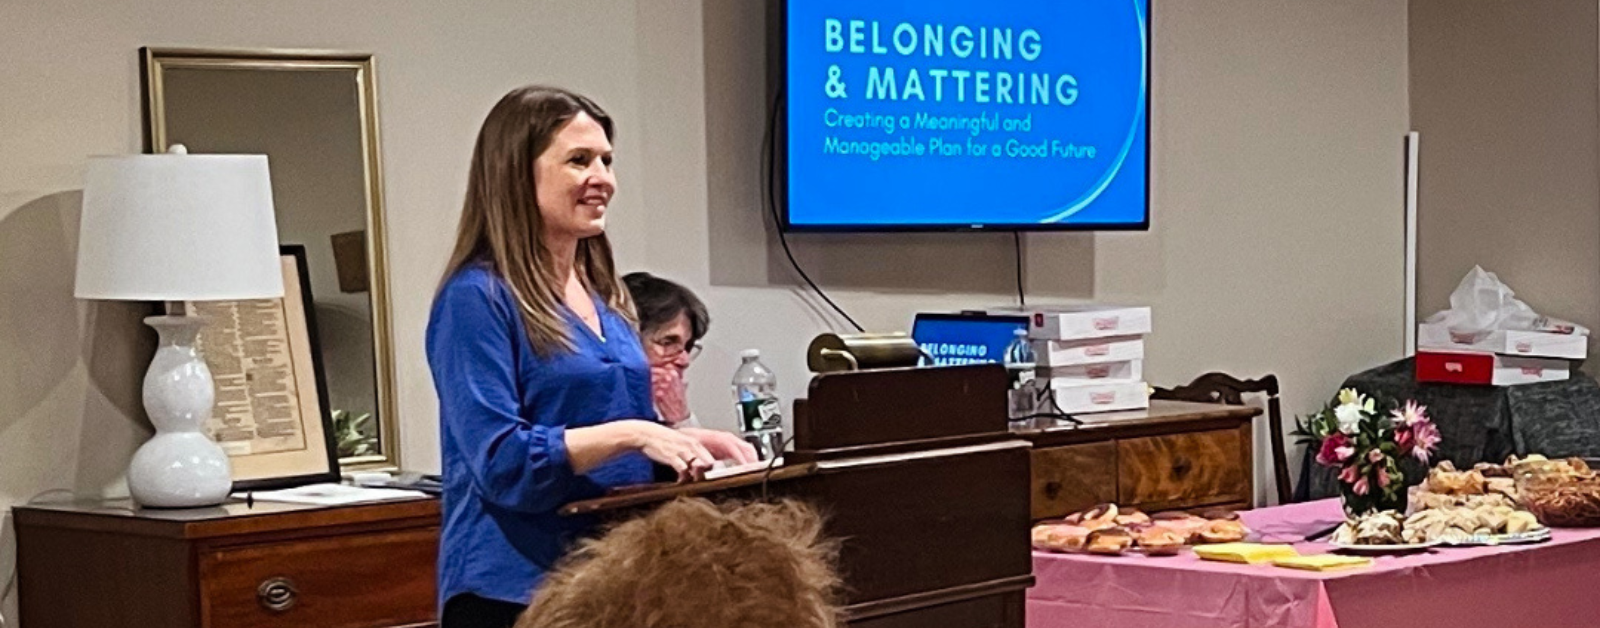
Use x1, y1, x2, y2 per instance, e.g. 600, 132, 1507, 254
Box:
0, 0, 1408, 621
667, 0, 1409, 507
1410, 0, 1600, 359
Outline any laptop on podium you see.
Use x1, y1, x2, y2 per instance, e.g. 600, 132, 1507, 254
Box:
910, 311, 1029, 367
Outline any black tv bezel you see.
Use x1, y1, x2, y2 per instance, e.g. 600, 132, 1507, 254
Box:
769, 0, 1153, 233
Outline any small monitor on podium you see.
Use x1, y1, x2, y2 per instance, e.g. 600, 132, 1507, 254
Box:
911, 312, 1029, 367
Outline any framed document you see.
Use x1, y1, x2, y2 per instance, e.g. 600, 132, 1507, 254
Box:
189, 244, 339, 491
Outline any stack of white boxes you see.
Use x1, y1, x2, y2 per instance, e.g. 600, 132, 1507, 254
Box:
1414, 322, 1588, 386
1016, 305, 1152, 416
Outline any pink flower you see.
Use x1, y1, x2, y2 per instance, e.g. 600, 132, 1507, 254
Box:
1317, 434, 1353, 466
1368, 449, 1385, 464
1392, 400, 1429, 426
1353, 477, 1370, 495
1395, 426, 1415, 454
1377, 466, 1391, 488
1410, 420, 1442, 463
1339, 465, 1361, 484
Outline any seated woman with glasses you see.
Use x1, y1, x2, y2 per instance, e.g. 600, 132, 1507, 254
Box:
623, 272, 708, 427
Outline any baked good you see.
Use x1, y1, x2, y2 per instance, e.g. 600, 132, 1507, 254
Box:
1148, 513, 1210, 543
1518, 468, 1600, 527
1074, 504, 1121, 531
1085, 527, 1134, 555
1428, 463, 1486, 496
1201, 508, 1240, 521
1334, 511, 1405, 545
1199, 519, 1249, 544
1506, 511, 1541, 534
1136, 528, 1186, 555
1114, 510, 1151, 527
1031, 524, 1090, 552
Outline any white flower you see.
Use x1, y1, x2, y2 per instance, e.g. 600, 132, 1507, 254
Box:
1334, 403, 1365, 435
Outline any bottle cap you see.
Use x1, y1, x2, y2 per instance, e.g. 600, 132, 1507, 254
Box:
740, 348, 760, 359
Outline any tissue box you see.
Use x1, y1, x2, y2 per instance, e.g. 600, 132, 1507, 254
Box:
1418, 323, 1587, 360
1034, 336, 1145, 367
1037, 359, 1143, 385
1027, 305, 1151, 341
1415, 350, 1570, 386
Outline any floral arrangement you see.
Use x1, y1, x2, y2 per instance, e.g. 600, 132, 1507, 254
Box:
1294, 388, 1442, 514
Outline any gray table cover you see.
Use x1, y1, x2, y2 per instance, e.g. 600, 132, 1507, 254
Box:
1297, 357, 1600, 501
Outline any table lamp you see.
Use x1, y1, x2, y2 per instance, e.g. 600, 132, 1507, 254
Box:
74, 145, 282, 508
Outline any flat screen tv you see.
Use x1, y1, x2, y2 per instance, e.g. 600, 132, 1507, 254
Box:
776, 0, 1150, 231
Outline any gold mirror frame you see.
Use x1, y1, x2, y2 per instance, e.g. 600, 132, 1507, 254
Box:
141, 47, 399, 471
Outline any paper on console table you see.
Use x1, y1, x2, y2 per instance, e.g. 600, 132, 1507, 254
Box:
233, 483, 428, 506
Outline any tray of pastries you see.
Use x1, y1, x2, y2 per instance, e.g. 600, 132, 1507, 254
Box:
1399, 458, 1550, 545
1031, 504, 1249, 557
1513, 455, 1600, 527
1330, 511, 1440, 554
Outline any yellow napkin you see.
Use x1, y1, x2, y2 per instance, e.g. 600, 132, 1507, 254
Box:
1272, 554, 1372, 572
1193, 543, 1300, 564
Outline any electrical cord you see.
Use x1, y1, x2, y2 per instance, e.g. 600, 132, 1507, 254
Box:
755, 435, 793, 503
763, 88, 865, 333
1010, 384, 1082, 426
1014, 231, 1026, 307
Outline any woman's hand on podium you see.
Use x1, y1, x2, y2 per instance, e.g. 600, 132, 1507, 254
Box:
631, 421, 718, 482
678, 427, 759, 466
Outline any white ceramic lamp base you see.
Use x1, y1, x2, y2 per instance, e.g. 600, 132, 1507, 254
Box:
127, 314, 232, 508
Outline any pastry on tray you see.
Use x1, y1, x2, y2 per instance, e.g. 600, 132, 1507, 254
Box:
1135, 527, 1187, 555
1148, 512, 1210, 538
1066, 503, 1122, 531
1085, 527, 1135, 555
1199, 519, 1249, 544
1332, 511, 1407, 546
1040, 504, 1253, 555
1031, 524, 1090, 553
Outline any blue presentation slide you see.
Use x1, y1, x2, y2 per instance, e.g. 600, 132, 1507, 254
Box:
913, 316, 1028, 366
786, 0, 1148, 229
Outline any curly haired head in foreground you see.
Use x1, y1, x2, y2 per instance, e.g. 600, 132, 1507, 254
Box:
516, 497, 841, 628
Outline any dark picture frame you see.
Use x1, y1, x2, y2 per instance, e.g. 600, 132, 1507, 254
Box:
189, 245, 340, 492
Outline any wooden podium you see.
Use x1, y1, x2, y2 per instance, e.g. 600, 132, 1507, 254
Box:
563, 364, 1033, 627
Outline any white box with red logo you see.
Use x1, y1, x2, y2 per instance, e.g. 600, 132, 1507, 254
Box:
1037, 359, 1143, 385
1417, 322, 1587, 360
1009, 379, 1151, 417
1044, 380, 1150, 414
1026, 305, 1152, 341
1033, 336, 1145, 368
1415, 350, 1570, 386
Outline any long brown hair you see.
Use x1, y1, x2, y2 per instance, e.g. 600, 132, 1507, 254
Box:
441, 85, 635, 356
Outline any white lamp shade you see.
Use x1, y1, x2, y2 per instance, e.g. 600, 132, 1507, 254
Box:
75, 154, 284, 301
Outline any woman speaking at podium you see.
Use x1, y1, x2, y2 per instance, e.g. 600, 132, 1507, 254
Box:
426, 86, 757, 628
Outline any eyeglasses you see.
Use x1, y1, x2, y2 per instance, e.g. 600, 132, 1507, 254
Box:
651, 337, 702, 362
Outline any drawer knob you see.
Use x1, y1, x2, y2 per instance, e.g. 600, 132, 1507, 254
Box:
1171, 457, 1193, 479
257, 577, 299, 612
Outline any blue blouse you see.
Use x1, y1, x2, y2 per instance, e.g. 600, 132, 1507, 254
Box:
425, 264, 658, 609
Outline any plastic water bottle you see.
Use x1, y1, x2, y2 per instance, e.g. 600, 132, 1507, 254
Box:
732, 349, 784, 461
1003, 328, 1036, 389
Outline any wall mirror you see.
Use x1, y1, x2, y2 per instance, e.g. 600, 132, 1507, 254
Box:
142, 47, 399, 470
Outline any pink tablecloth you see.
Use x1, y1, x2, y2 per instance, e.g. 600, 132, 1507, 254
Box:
1028, 499, 1600, 628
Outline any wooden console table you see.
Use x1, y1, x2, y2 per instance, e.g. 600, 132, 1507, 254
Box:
1012, 400, 1261, 520
14, 497, 440, 628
